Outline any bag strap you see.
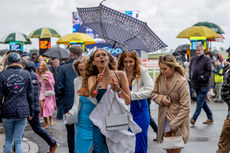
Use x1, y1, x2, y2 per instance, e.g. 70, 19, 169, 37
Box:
107, 90, 124, 116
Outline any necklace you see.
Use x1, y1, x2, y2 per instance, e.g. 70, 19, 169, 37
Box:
103, 71, 112, 80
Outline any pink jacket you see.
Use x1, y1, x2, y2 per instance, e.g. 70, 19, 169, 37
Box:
38, 72, 56, 117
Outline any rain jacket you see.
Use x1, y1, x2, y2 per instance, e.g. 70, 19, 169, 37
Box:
0, 65, 34, 118
25, 61, 40, 112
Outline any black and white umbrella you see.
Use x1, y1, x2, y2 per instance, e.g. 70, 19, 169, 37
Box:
77, 3, 167, 52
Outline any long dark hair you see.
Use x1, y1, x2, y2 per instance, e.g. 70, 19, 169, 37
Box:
82, 48, 117, 89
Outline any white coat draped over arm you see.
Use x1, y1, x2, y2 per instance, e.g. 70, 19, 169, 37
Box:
125, 66, 154, 101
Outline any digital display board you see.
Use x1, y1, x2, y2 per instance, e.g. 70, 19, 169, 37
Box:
39, 38, 51, 55
9, 41, 23, 52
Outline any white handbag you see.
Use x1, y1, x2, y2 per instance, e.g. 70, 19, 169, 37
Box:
63, 113, 78, 124
105, 91, 129, 131
45, 90, 55, 97
162, 135, 185, 150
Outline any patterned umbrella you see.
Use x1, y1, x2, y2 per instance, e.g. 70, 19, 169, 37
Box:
28, 27, 61, 39
77, 4, 167, 52
0, 32, 32, 44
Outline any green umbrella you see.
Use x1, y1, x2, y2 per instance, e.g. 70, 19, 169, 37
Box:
193, 22, 225, 34
28, 27, 61, 39
0, 32, 32, 44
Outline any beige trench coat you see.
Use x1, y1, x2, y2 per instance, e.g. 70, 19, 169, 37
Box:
151, 72, 191, 143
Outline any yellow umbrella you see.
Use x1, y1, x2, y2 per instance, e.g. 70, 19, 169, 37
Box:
57, 32, 96, 45
176, 26, 220, 39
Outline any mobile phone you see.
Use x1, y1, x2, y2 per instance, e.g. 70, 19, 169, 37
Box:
42, 75, 47, 79
166, 96, 171, 102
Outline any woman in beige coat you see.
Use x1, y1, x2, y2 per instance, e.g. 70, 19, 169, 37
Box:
151, 55, 190, 153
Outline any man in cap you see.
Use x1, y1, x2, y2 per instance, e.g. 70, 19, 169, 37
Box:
56, 46, 83, 153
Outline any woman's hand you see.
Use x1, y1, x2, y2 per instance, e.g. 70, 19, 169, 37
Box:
110, 78, 121, 93
161, 96, 171, 106
78, 88, 90, 97
96, 73, 104, 82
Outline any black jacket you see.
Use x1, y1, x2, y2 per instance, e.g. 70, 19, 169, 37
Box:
0, 65, 34, 118
189, 54, 212, 91
56, 58, 78, 120
25, 61, 40, 112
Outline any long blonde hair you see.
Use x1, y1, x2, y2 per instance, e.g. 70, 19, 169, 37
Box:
155, 54, 185, 84
36, 61, 50, 78
73, 56, 89, 76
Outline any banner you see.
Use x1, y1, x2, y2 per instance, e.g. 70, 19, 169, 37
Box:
85, 43, 141, 57
39, 38, 51, 55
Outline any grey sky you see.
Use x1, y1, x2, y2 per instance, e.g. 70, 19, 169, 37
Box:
0, 0, 229, 52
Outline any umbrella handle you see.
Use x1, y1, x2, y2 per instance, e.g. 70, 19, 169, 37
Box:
93, 60, 108, 95
100, 0, 106, 5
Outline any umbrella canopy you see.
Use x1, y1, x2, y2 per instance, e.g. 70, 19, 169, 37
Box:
0, 49, 9, 56
43, 47, 69, 59
77, 4, 167, 52
57, 32, 96, 45
193, 22, 225, 34
0, 32, 32, 44
174, 44, 190, 53
177, 26, 220, 39
28, 27, 61, 39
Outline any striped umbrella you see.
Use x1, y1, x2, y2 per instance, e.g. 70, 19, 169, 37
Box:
28, 27, 61, 39
0, 32, 32, 44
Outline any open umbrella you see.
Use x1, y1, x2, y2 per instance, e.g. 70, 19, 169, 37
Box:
57, 32, 96, 45
0, 32, 31, 44
0, 49, 9, 56
28, 27, 61, 39
77, 4, 167, 52
177, 26, 220, 39
193, 22, 225, 34
174, 44, 190, 53
43, 47, 69, 59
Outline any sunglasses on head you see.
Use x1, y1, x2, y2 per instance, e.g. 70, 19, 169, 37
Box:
159, 56, 173, 62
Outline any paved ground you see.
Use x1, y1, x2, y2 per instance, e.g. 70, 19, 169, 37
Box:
0, 101, 228, 153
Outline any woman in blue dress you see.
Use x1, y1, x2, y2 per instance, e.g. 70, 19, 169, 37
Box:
118, 51, 154, 153
69, 56, 97, 153
83, 48, 130, 153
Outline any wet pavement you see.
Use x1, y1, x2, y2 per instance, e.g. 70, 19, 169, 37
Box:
2, 101, 227, 153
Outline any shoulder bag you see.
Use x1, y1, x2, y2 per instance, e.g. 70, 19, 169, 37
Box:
105, 91, 129, 131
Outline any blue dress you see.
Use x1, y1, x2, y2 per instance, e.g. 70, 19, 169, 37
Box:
130, 86, 150, 153
75, 96, 96, 153
92, 89, 109, 153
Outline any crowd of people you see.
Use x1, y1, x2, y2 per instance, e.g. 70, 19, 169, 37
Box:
0, 44, 229, 153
